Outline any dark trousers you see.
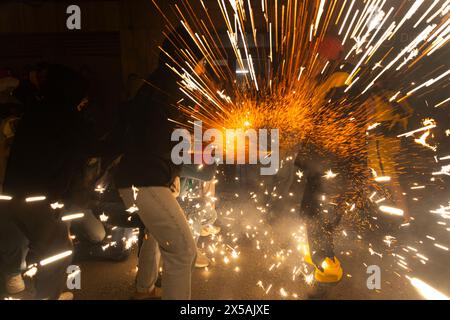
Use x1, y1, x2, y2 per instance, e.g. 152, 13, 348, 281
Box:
296, 144, 348, 267
0, 199, 73, 299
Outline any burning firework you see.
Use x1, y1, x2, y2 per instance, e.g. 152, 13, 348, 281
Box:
146, 0, 449, 299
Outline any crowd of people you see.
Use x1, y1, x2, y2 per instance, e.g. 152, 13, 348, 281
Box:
0, 28, 412, 300
0, 32, 223, 300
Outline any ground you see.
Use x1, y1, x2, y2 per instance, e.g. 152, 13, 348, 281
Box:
73, 185, 449, 300
74, 240, 421, 300
2, 180, 448, 300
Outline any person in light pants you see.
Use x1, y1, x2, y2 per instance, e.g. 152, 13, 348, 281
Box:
119, 185, 196, 299
114, 27, 204, 299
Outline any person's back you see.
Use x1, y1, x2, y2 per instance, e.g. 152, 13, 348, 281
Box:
113, 26, 202, 300
115, 66, 181, 190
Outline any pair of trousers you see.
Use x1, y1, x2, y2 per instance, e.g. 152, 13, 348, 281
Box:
296, 144, 348, 267
119, 186, 196, 300
0, 198, 73, 299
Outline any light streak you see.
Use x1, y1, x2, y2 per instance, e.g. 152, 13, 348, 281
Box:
435, 97, 450, 108
375, 176, 391, 182
25, 196, 46, 203
432, 165, 450, 176
434, 243, 449, 251
339, 0, 356, 35
408, 277, 449, 300
39, 250, 73, 266
379, 206, 404, 216
61, 213, 85, 222
397, 124, 437, 138
414, 0, 440, 28
407, 69, 450, 97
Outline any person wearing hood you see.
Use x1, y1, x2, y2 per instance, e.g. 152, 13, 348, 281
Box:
114, 27, 205, 300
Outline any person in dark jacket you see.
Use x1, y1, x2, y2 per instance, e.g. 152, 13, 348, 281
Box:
114, 28, 204, 300
0, 63, 89, 300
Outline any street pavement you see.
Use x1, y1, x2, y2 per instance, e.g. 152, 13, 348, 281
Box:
74, 190, 449, 300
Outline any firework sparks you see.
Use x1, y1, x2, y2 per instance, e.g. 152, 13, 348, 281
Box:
25, 196, 46, 203
61, 213, 85, 222
149, 0, 450, 300
408, 277, 449, 300
39, 250, 73, 267
379, 206, 404, 217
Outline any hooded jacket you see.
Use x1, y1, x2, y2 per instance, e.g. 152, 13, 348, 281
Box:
114, 65, 182, 189
114, 25, 204, 189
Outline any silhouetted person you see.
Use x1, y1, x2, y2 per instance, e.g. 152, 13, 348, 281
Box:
1, 63, 89, 299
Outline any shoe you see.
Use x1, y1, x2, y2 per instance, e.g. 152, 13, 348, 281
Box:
58, 292, 74, 300
200, 225, 221, 237
195, 249, 210, 268
132, 287, 162, 300
305, 254, 343, 284
5, 274, 25, 295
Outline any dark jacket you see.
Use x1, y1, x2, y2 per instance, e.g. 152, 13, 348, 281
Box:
3, 64, 89, 201
114, 66, 181, 189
